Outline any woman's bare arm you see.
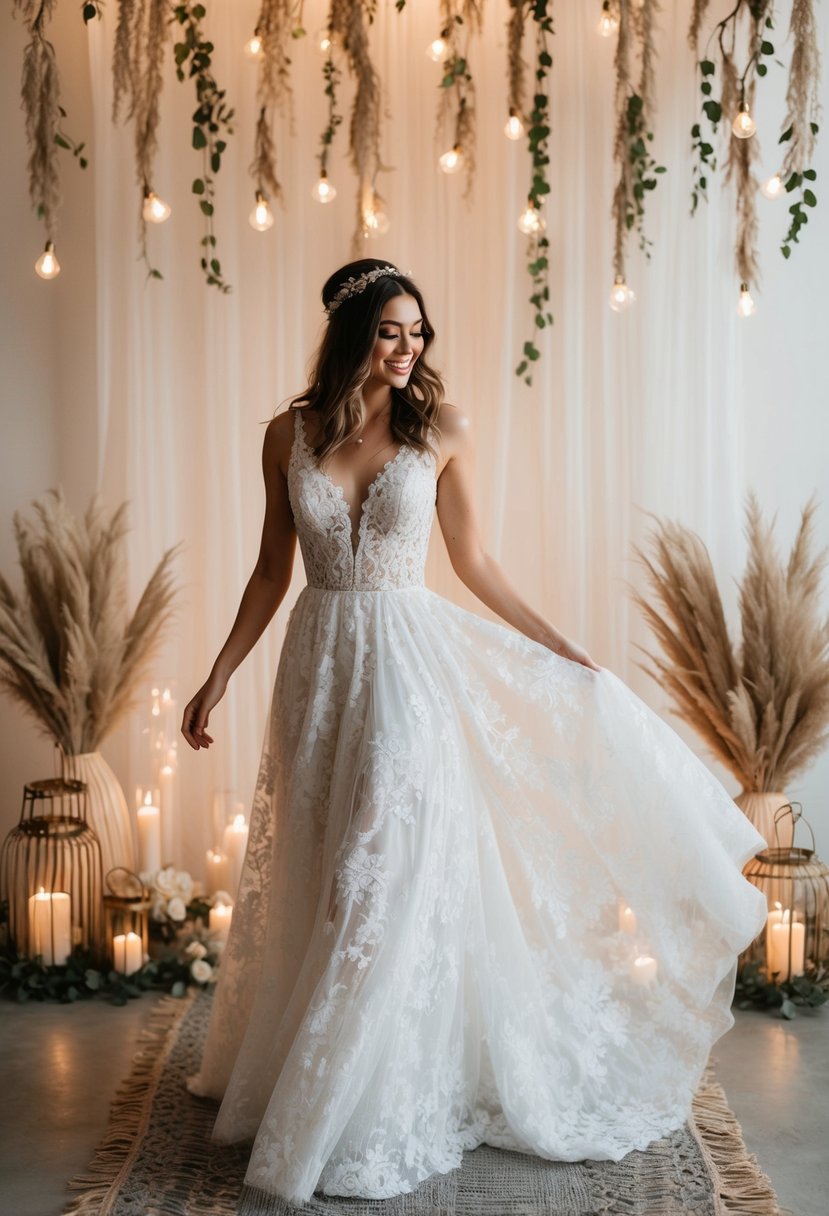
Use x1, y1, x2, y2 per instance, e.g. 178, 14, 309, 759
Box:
181, 413, 298, 750
435, 405, 601, 671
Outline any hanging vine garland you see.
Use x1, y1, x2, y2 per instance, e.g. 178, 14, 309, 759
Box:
778, 0, 821, 261
172, 3, 235, 293
248, 0, 304, 228
434, 0, 482, 200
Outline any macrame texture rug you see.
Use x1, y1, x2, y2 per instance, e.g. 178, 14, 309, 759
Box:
62, 989, 788, 1216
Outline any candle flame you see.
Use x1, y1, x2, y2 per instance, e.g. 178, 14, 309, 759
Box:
233, 813, 246, 828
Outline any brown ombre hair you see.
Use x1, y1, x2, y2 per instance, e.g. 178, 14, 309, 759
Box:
285, 259, 445, 465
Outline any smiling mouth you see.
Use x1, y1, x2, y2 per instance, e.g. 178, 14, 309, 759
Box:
385, 357, 413, 373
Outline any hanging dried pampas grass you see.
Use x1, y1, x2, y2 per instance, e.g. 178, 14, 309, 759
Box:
15, 0, 62, 241
630, 494, 829, 793
0, 489, 180, 756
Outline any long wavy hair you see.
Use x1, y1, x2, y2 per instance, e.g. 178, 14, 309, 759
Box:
285, 259, 446, 464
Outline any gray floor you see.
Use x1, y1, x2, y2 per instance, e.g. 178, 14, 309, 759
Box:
0, 996, 826, 1216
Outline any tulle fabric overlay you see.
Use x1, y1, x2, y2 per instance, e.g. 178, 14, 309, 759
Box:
187, 411, 767, 1203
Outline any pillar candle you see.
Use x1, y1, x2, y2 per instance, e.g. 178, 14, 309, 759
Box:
137, 797, 162, 877
28, 889, 71, 966
209, 901, 233, 942
631, 955, 658, 985
113, 931, 144, 975
768, 912, 805, 982
205, 849, 230, 895
222, 813, 249, 897
618, 904, 637, 935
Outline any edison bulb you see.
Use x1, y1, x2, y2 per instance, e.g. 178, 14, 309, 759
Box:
426, 37, 449, 63
249, 192, 274, 231
517, 201, 545, 235
35, 240, 60, 280
243, 32, 263, 59
315, 28, 336, 54
439, 146, 463, 174
598, 3, 619, 37
311, 173, 336, 203
732, 107, 756, 139
504, 111, 525, 141
363, 206, 390, 237
142, 190, 171, 223
609, 275, 636, 311
737, 283, 756, 317
761, 172, 784, 200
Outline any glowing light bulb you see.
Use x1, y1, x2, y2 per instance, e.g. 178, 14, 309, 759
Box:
609, 274, 636, 311
243, 31, 263, 59
598, 2, 619, 37
142, 189, 171, 223
732, 107, 756, 139
504, 111, 525, 141
35, 240, 60, 280
315, 28, 336, 55
363, 205, 391, 237
517, 201, 546, 235
311, 173, 337, 203
761, 172, 784, 200
249, 191, 274, 231
439, 146, 463, 174
737, 282, 756, 317
426, 37, 450, 64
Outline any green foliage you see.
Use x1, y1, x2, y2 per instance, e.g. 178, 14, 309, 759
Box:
515, 1, 555, 387
734, 959, 829, 1019
172, 2, 234, 293
623, 93, 666, 257
81, 2, 103, 23
54, 104, 88, 171
690, 59, 718, 216
779, 122, 820, 260
319, 50, 343, 174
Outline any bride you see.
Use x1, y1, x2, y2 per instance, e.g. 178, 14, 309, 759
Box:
181, 258, 767, 1205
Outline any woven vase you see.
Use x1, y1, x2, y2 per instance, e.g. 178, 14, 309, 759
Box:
60, 751, 135, 879
733, 790, 794, 851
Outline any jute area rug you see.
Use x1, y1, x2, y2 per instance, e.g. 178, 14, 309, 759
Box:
63, 990, 787, 1216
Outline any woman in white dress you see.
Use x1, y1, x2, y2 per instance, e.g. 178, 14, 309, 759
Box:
181, 259, 768, 1205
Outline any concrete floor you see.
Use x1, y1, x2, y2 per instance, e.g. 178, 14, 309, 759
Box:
0, 997, 826, 1216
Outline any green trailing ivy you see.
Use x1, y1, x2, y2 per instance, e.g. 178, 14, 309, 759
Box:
780, 120, 819, 259
172, 3, 234, 293
690, 58, 719, 216
734, 959, 829, 1020
515, 1, 553, 387
318, 46, 344, 179
0, 943, 202, 1006
81, 1, 103, 22
623, 92, 666, 257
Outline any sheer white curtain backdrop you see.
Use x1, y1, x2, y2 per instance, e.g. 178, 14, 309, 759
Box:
83, 0, 828, 877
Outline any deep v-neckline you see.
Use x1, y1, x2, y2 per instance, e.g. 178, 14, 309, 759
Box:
295, 409, 408, 560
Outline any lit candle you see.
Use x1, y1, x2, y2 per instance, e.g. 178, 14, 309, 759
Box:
209, 900, 233, 942
113, 931, 143, 975
618, 904, 637, 934
631, 955, 658, 985
222, 813, 249, 897
205, 849, 231, 895
768, 910, 805, 982
137, 793, 162, 877
28, 888, 71, 966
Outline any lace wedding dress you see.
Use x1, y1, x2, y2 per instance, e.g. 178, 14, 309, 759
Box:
187, 407, 768, 1205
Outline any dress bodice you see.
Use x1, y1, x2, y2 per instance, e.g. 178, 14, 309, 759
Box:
287, 408, 437, 591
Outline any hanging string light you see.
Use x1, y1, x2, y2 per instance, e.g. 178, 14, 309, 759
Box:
426, 37, 450, 64
311, 170, 337, 203
439, 145, 464, 174
315, 28, 337, 55
362, 195, 391, 238
34, 240, 60, 280
608, 274, 636, 311
249, 189, 274, 231
737, 282, 757, 316
142, 188, 171, 224
517, 198, 545, 235
732, 100, 757, 140
243, 28, 264, 59
760, 172, 784, 200
503, 108, 525, 141
597, 1, 619, 38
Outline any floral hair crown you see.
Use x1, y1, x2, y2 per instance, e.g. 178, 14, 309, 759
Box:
324, 265, 412, 317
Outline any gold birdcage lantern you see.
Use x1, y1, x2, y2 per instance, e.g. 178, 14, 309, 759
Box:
103, 868, 152, 975
0, 777, 105, 965
739, 802, 829, 984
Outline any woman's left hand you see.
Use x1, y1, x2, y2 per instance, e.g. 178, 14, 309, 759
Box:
544, 632, 602, 672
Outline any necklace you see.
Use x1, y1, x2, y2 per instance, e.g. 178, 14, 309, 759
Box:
352, 405, 391, 445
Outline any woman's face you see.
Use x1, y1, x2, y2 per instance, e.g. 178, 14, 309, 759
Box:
367, 294, 425, 387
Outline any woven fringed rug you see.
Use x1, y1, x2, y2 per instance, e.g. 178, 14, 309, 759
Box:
63, 989, 788, 1216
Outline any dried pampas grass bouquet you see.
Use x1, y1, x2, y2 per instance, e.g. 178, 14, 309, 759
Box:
0, 487, 179, 756
630, 493, 829, 800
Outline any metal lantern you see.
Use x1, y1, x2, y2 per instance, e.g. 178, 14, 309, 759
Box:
0, 777, 105, 965
103, 868, 152, 974
740, 802, 829, 984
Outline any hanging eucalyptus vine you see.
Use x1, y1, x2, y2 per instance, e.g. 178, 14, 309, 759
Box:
434, 1, 482, 201
172, 3, 235, 293
249, 0, 304, 212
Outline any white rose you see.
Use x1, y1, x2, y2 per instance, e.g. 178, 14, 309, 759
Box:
185, 940, 207, 960
154, 866, 178, 898
174, 871, 194, 902
167, 896, 187, 922
190, 959, 213, 984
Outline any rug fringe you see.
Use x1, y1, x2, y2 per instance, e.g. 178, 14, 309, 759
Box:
690, 1062, 791, 1216
61, 991, 195, 1216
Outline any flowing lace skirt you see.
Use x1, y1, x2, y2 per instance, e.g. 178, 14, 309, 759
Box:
187, 584, 767, 1204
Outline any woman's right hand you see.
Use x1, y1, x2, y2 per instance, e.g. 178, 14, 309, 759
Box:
181, 672, 227, 751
